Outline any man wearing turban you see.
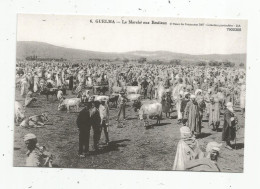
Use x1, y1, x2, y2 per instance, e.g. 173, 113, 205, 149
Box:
184, 95, 201, 136
185, 141, 222, 172
172, 126, 204, 170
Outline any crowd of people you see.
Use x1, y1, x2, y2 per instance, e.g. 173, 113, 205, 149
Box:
15, 60, 246, 170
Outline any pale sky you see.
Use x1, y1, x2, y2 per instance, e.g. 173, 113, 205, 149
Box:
17, 14, 247, 55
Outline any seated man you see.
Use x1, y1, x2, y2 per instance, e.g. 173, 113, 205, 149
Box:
24, 133, 53, 167
172, 126, 204, 170
20, 113, 49, 128
185, 141, 222, 172
24, 91, 37, 107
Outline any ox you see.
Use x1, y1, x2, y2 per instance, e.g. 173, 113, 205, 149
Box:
126, 85, 141, 94
58, 98, 81, 113
108, 94, 120, 108
40, 87, 58, 101
92, 95, 110, 102
127, 94, 142, 101
112, 86, 123, 94
138, 101, 162, 128
19, 113, 49, 128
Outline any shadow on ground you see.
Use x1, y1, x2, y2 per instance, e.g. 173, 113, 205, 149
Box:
95, 139, 131, 155
197, 132, 212, 139
232, 142, 244, 150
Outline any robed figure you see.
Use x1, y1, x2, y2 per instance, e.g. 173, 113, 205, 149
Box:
184, 96, 201, 135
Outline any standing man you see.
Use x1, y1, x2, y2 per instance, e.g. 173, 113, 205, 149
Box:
89, 101, 101, 151
240, 82, 246, 117
184, 95, 201, 137
76, 102, 91, 157
68, 74, 74, 91
141, 78, 149, 99
180, 92, 190, 125
208, 97, 221, 131
99, 100, 110, 145
222, 102, 238, 150
116, 91, 128, 121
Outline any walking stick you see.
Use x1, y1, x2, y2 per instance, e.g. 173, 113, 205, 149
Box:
234, 116, 240, 150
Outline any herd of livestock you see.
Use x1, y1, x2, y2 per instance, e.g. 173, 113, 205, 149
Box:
13, 60, 246, 169
14, 60, 246, 130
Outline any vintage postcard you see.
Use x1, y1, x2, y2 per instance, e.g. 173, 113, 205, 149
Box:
14, 14, 247, 172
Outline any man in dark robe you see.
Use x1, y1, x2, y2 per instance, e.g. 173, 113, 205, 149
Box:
131, 78, 138, 86
180, 92, 190, 125
89, 101, 101, 151
141, 78, 149, 99
76, 102, 91, 157
222, 102, 238, 150
68, 75, 73, 90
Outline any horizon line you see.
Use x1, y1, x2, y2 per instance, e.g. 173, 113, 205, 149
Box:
17, 40, 247, 56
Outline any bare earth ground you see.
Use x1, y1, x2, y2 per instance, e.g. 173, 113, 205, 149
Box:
13, 89, 244, 172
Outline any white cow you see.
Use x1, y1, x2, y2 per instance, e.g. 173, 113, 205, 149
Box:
126, 94, 142, 101
92, 95, 109, 102
126, 85, 141, 94
112, 86, 122, 94
58, 98, 81, 112
14, 101, 25, 123
139, 102, 162, 127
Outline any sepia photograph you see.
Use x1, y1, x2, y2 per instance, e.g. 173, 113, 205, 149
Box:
14, 14, 247, 172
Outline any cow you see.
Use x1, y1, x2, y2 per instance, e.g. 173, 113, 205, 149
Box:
14, 101, 25, 124
126, 94, 142, 101
112, 86, 123, 94
58, 98, 81, 113
40, 87, 58, 101
108, 94, 120, 108
92, 95, 110, 102
126, 85, 141, 94
138, 102, 162, 128
19, 113, 49, 128
95, 86, 109, 95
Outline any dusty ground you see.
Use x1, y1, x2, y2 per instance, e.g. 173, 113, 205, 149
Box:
13, 89, 244, 172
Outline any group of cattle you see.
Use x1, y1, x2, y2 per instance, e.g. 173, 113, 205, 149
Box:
15, 74, 230, 129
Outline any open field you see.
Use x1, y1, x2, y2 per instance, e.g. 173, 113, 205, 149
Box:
14, 89, 245, 172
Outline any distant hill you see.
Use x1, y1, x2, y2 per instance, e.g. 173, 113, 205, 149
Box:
16, 41, 246, 64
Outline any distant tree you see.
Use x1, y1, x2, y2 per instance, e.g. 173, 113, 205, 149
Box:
170, 59, 181, 65
123, 58, 129, 64
138, 57, 147, 64
148, 60, 164, 65
239, 63, 245, 67
208, 61, 222, 67
198, 61, 207, 66
223, 61, 235, 67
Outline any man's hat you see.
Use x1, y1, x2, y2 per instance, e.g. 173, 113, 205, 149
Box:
206, 141, 222, 152
24, 133, 37, 142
